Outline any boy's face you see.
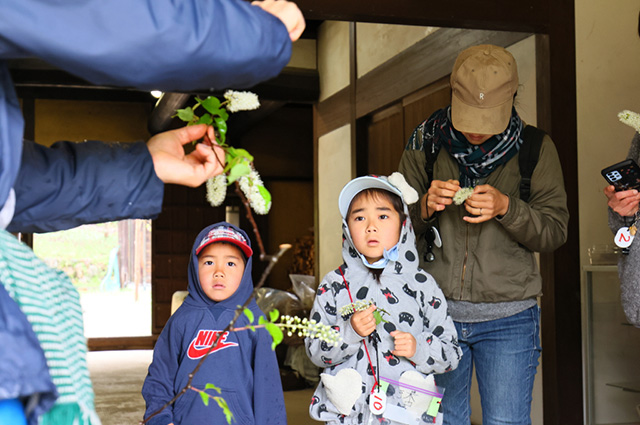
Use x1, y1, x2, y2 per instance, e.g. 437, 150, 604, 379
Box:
347, 193, 401, 264
198, 242, 245, 302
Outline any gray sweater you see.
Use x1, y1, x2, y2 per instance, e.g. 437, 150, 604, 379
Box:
607, 133, 640, 327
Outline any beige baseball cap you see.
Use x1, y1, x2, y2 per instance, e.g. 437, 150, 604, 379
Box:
450, 44, 518, 135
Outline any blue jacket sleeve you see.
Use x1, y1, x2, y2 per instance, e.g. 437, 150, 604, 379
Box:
7, 139, 164, 233
253, 323, 287, 424
0, 0, 291, 91
0, 285, 58, 424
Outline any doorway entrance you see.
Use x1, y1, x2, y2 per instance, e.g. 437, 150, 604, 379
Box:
33, 219, 152, 338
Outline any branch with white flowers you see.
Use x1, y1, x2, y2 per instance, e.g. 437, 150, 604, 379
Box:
174, 91, 271, 216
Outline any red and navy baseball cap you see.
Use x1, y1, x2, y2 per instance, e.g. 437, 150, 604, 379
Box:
195, 225, 253, 258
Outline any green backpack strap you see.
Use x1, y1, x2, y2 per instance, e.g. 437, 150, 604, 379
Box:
518, 125, 546, 202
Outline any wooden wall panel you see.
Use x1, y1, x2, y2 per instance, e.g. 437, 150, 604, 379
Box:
402, 78, 451, 142
367, 104, 404, 176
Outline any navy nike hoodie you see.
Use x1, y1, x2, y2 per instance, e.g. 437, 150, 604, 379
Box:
142, 222, 286, 425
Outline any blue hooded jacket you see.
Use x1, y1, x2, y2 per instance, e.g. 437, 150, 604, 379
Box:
142, 222, 286, 425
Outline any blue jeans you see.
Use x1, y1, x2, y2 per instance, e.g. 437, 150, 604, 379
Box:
436, 305, 541, 425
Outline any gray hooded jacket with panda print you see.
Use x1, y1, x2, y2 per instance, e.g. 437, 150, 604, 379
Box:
305, 212, 461, 425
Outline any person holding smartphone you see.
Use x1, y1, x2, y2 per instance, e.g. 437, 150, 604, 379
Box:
604, 132, 640, 327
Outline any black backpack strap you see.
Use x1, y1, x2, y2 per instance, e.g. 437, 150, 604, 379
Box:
518, 125, 546, 202
416, 120, 439, 183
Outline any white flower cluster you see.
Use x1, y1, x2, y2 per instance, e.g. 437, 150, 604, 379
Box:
453, 187, 475, 205
339, 300, 374, 320
239, 169, 271, 215
280, 315, 341, 346
618, 110, 640, 134
224, 90, 260, 113
206, 174, 227, 207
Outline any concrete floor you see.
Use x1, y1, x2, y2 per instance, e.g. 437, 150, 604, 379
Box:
87, 350, 318, 425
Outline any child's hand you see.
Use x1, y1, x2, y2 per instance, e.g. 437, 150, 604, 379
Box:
390, 331, 416, 358
350, 304, 377, 337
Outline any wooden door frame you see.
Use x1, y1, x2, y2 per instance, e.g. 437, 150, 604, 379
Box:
310, 1, 580, 423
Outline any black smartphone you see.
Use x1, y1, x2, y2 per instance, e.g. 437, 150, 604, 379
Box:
601, 158, 640, 191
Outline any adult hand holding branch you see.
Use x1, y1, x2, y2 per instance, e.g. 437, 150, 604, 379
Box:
148, 124, 225, 187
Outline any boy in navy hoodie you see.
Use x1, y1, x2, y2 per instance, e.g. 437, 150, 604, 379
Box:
142, 222, 286, 425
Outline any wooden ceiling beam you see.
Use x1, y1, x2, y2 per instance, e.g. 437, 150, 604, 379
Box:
294, 0, 550, 33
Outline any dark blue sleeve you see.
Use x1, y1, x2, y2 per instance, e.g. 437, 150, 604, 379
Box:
7, 139, 164, 233
253, 318, 287, 424
0, 0, 291, 92
0, 285, 58, 424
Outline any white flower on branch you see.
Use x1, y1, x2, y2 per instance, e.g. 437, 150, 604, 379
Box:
339, 300, 374, 320
239, 169, 271, 215
224, 90, 260, 113
453, 187, 475, 205
280, 315, 341, 346
618, 110, 640, 134
206, 174, 227, 207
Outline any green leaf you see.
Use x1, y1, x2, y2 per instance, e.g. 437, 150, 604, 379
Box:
269, 308, 279, 322
258, 316, 267, 325
195, 113, 213, 126
205, 383, 221, 394
197, 96, 221, 115
217, 108, 229, 121
200, 391, 210, 406
213, 397, 234, 424
227, 162, 251, 183
258, 185, 272, 207
372, 309, 384, 325
265, 322, 284, 350
243, 308, 254, 324
248, 325, 256, 332
173, 107, 195, 123
214, 116, 227, 144
232, 148, 254, 163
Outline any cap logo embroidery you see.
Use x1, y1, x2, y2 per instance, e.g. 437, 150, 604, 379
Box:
195, 225, 253, 257
479, 92, 485, 100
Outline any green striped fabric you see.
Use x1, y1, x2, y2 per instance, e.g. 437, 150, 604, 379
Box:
0, 230, 101, 425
